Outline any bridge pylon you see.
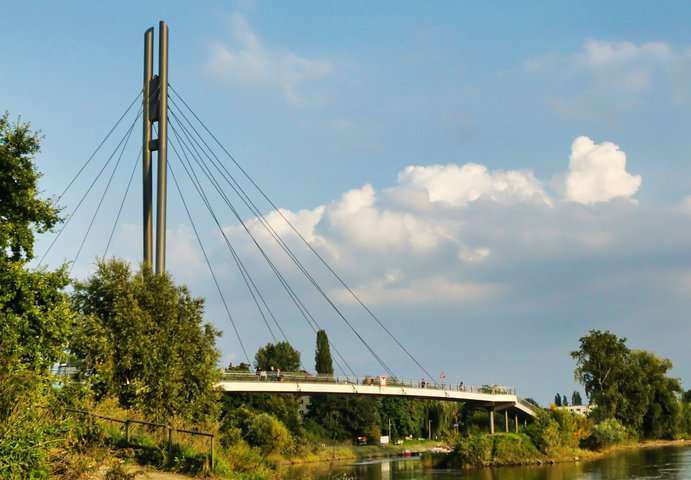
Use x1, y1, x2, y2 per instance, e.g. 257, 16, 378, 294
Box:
142, 21, 169, 274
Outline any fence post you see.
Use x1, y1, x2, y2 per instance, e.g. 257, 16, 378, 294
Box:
125, 420, 130, 445
210, 435, 215, 471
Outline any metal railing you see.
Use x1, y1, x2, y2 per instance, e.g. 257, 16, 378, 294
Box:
67, 408, 215, 467
219, 371, 516, 395
517, 398, 540, 412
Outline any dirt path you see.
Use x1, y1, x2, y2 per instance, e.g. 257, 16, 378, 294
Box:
122, 465, 197, 479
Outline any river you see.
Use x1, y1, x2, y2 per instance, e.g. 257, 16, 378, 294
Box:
284, 445, 691, 479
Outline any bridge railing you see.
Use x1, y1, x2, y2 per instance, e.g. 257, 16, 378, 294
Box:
517, 398, 539, 412
219, 371, 515, 395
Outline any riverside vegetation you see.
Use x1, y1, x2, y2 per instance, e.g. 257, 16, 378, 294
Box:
2, 113, 691, 478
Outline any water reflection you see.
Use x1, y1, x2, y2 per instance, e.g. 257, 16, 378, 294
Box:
283, 446, 691, 480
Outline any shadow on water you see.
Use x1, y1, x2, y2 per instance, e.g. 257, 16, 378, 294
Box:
282, 446, 691, 480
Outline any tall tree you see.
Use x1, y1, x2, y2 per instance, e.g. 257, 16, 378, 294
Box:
0, 113, 74, 477
571, 330, 630, 420
572, 329, 683, 438
255, 341, 301, 372
562, 394, 568, 406
554, 393, 562, 407
571, 391, 583, 406
631, 350, 681, 438
0, 113, 73, 374
0, 113, 60, 262
314, 329, 334, 375
70, 260, 220, 422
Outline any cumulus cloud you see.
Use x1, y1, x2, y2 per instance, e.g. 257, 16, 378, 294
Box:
321, 184, 448, 253
215, 136, 653, 307
80, 135, 690, 396
580, 40, 673, 67
207, 14, 332, 105
398, 163, 551, 207
564, 136, 641, 204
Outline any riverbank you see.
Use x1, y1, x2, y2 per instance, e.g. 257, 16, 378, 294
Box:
274, 439, 452, 466
437, 434, 691, 469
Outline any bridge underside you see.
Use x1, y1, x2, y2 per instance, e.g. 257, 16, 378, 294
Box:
217, 380, 536, 420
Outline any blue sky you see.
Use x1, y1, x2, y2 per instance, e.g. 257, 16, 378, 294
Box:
3, 1, 691, 403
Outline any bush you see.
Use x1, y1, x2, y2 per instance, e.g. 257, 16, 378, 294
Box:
587, 418, 628, 449
524, 408, 589, 455
0, 374, 62, 478
450, 433, 542, 467
223, 441, 272, 477
453, 434, 493, 465
246, 413, 291, 455
492, 433, 543, 464
524, 411, 561, 454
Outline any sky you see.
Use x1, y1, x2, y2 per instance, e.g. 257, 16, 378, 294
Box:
2, 1, 691, 404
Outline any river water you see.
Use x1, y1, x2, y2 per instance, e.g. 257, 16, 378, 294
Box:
284, 446, 691, 479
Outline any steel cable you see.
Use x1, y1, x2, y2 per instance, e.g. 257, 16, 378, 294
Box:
168, 159, 251, 365
169, 86, 433, 382
70, 109, 140, 274
169, 113, 356, 377
57, 91, 142, 201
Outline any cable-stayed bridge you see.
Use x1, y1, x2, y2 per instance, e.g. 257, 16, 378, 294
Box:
37, 21, 536, 427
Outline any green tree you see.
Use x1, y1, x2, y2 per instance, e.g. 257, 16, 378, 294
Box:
255, 341, 300, 372
226, 362, 251, 372
631, 350, 681, 438
0, 113, 60, 262
554, 393, 562, 407
684, 390, 691, 403
0, 113, 74, 477
314, 329, 334, 375
0, 113, 73, 375
70, 259, 220, 422
245, 413, 291, 454
572, 391, 583, 406
571, 330, 630, 420
572, 330, 683, 439
562, 394, 568, 406
378, 397, 425, 439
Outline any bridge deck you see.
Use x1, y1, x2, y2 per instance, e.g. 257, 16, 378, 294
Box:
217, 373, 536, 417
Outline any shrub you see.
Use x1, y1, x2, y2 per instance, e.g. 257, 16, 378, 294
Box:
492, 433, 543, 464
0, 374, 62, 478
524, 411, 561, 454
453, 434, 493, 465
246, 413, 291, 455
524, 408, 590, 455
587, 418, 628, 449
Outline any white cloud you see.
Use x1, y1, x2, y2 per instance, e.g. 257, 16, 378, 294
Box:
565, 136, 641, 204
321, 184, 448, 253
527, 39, 691, 116
331, 275, 503, 306
207, 14, 332, 106
214, 136, 652, 307
576, 40, 685, 93
580, 40, 673, 68
398, 163, 551, 207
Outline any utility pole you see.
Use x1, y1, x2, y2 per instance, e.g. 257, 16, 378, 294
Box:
142, 21, 169, 274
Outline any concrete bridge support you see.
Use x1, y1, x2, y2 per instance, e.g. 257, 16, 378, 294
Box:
489, 407, 495, 434
515, 414, 519, 433
504, 410, 509, 433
